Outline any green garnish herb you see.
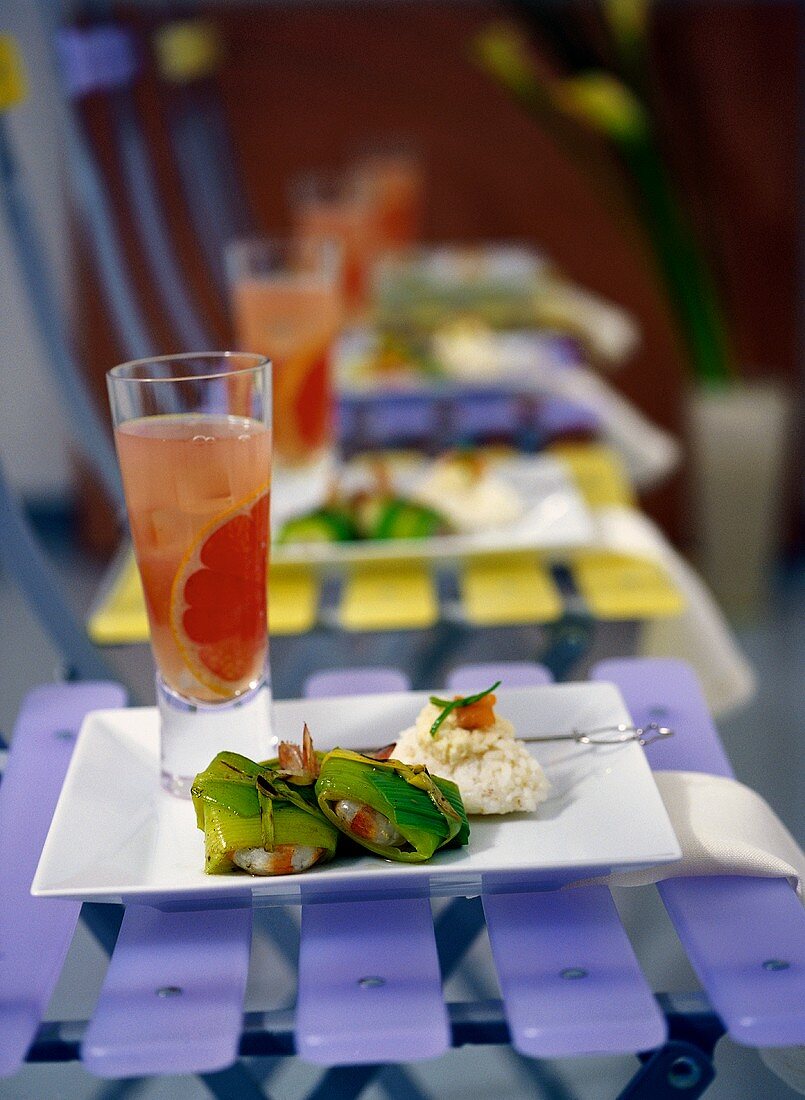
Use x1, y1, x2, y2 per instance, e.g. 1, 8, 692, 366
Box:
428, 680, 501, 737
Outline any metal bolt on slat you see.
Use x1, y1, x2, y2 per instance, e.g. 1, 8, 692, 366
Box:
667, 1055, 702, 1089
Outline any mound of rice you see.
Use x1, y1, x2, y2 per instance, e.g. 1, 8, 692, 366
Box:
393, 701, 550, 815
412, 456, 523, 533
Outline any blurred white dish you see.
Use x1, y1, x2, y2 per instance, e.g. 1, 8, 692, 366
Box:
271, 453, 595, 565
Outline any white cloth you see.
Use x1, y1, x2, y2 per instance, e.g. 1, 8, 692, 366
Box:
577, 770, 804, 898
531, 363, 682, 491
592, 506, 757, 716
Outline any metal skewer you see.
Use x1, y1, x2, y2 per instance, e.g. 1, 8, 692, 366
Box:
353, 723, 674, 758
521, 722, 674, 748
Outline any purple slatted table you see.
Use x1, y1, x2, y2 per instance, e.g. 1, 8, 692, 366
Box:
0, 681, 126, 1078
447, 391, 522, 446
81, 905, 253, 1077
304, 667, 411, 699
362, 394, 441, 451
592, 658, 805, 1050
483, 887, 665, 1056
445, 660, 553, 693
5, 658, 804, 1095
296, 897, 450, 1065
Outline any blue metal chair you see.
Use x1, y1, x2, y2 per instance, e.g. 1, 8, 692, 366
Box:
56, 23, 213, 352
0, 113, 124, 513
0, 456, 115, 685
151, 17, 257, 303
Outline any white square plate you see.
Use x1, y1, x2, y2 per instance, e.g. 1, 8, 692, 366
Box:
32, 685, 681, 908
271, 454, 595, 565
335, 329, 574, 396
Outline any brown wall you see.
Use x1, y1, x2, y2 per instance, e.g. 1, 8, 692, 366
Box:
74, 2, 800, 553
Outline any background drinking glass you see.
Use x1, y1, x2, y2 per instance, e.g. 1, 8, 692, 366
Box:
107, 352, 272, 796
351, 142, 424, 254
288, 173, 371, 320
226, 237, 342, 517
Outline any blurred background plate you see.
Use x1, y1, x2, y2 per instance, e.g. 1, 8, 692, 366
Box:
271, 452, 596, 565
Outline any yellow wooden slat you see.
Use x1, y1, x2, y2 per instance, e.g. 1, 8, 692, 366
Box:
551, 442, 635, 508
88, 550, 319, 642
0, 37, 27, 110
572, 552, 685, 620
339, 562, 438, 631
269, 565, 319, 635
87, 552, 148, 644
461, 555, 563, 626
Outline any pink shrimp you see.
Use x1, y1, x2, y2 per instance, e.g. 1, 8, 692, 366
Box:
333, 799, 405, 847
232, 844, 326, 875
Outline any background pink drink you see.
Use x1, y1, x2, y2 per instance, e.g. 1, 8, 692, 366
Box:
289, 177, 371, 319
354, 150, 424, 251
230, 279, 339, 468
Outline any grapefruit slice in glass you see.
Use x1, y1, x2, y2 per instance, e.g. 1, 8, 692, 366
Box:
274, 330, 334, 464
169, 487, 269, 699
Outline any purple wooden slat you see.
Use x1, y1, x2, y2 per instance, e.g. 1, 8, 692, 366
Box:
448, 392, 521, 443
538, 395, 600, 441
364, 395, 439, 449
660, 876, 805, 1047
295, 898, 449, 1065
591, 657, 733, 777
446, 661, 553, 693
0, 681, 126, 1078
454, 659, 663, 1057
303, 667, 411, 699
484, 886, 666, 1056
336, 399, 360, 449
82, 904, 252, 1078
592, 657, 805, 1048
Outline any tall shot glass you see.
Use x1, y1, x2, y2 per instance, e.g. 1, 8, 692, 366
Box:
107, 353, 272, 796
226, 237, 342, 521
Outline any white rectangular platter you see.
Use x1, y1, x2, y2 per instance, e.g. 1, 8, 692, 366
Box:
271, 454, 596, 566
335, 329, 578, 397
32, 685, 681, 908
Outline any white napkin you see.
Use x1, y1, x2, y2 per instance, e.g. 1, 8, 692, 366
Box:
537, 282, 642, 368
578, 771, 804, 898
592, 506, 757, 716
575, 770, 805, 1095
527, 362, 682, 490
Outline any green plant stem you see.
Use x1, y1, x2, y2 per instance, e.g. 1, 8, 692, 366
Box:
600, 6, 734, 386
619, 130, 734, 386
473, 22, 734, 386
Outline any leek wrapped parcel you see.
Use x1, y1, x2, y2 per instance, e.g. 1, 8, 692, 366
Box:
191, 749, 339, 876
315, 748, 470, 862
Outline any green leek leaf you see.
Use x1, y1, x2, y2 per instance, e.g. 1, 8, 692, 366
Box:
316, 749, 468, 862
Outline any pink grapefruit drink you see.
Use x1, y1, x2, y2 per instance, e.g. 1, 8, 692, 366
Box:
115, 413, 270, 705
354, 151, 423, 251
288, 179, 370, 319
230, 280, 340, 468
292, 202, 370, 316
